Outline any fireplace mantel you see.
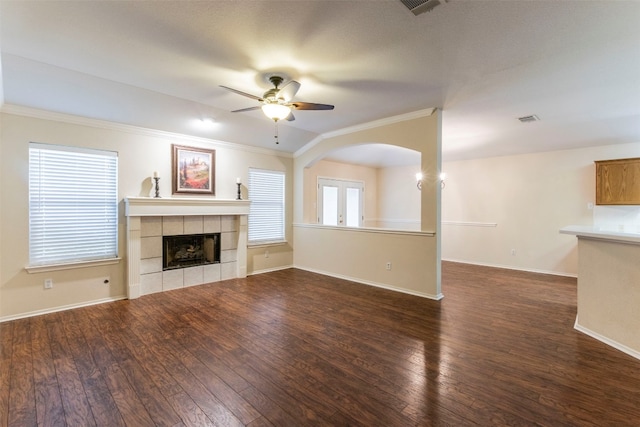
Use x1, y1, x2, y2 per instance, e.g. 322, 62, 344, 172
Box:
124, 197, 250, 299
124, 197, 250, 217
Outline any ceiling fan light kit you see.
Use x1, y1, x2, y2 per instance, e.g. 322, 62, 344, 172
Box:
221, 74, 334, 143
261, 103, 291, 121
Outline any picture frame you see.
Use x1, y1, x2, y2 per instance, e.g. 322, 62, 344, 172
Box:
172, 145, 215, 195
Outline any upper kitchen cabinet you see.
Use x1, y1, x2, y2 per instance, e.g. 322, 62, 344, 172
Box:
595, 158, 640, 205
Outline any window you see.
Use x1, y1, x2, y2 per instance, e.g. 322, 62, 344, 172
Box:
317, 178, 364, 227
248, 168, 285, 244
29, 143, 118, 266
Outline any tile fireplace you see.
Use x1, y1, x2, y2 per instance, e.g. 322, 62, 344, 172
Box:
124, 197, 250, 299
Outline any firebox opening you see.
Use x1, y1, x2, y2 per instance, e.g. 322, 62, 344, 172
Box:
163, 233, 221, 271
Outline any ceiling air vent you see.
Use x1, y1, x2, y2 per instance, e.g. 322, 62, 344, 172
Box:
400, 0, 442, 16
518, 115, 540, 123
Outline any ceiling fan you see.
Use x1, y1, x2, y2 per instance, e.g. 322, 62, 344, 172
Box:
220, 75, 334, 123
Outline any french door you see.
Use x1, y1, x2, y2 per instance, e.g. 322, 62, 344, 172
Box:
317, 178, 364, 227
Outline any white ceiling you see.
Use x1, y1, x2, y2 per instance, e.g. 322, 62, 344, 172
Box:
1, 0, 639, 166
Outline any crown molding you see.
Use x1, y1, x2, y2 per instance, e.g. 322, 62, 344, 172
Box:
294, 134, 325, 158
294, 107, 436, 158
1, 104, 292, 158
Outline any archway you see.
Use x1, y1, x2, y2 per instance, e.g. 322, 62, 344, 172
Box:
302, 143, 422, 230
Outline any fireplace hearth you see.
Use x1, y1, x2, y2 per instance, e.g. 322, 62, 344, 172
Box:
163, 233, 220, 270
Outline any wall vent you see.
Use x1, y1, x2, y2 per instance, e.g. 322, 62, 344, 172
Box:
518, 115, 540, 123
400, 0, 442, 16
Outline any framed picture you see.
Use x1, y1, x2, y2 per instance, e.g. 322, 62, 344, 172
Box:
172, 145, 215, 195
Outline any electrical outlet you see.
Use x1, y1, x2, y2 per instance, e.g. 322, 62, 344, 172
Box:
386, 262, 392, 270
44, 278, 53, 289
265, 249, 269, 258
511, 249, 517, 256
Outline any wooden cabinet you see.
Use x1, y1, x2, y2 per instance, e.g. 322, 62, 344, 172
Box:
595, 157, 640, 205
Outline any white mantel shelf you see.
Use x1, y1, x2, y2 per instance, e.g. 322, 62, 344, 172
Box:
124, 197, 250, 217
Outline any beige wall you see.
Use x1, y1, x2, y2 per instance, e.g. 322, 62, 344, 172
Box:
0, 111, 293, 320
441, 141, 640, 276
575, 237, 640, 357
293, 111, 442, 298
303, 159, 378, 226
294, 225, 440, 299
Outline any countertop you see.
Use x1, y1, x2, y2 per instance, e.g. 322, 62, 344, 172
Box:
560, 225, 640, 245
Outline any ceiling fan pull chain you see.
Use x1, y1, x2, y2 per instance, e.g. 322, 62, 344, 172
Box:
274, 121, 279, 144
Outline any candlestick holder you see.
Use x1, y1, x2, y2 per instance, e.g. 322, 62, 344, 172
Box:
153, 177, 161, 198
236, 182, 242, 200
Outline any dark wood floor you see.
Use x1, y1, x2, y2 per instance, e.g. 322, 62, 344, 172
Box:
2, 262, 640, 426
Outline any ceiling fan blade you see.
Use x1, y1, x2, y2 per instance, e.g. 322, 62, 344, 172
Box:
231, 106, 261, 113
220, 85, 263, 101
278, 80, 301, 102
291, 102, 334, 111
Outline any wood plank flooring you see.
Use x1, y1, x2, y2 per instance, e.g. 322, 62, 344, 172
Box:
1, 262, 640, 426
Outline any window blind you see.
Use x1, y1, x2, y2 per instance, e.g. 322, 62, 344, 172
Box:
29, 143, 118, 266
248, 168, 285, 244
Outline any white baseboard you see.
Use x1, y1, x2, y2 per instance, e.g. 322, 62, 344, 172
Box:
248, 265, 294, 276
574, 317, 640, 361
0, 296, 127, 323
442, 258, 577, 278
293, 265, 444, 301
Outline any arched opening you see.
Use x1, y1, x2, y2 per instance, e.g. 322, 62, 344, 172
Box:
302, 143, 422, 230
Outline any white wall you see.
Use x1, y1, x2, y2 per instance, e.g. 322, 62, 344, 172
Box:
376, 165, 421, 230
441, 141, 640, 276
0, 110, 294, 320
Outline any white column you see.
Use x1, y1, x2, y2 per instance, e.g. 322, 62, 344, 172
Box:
127, 216, 142, 299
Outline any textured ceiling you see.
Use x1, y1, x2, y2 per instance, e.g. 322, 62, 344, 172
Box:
1, 0, 639, 164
